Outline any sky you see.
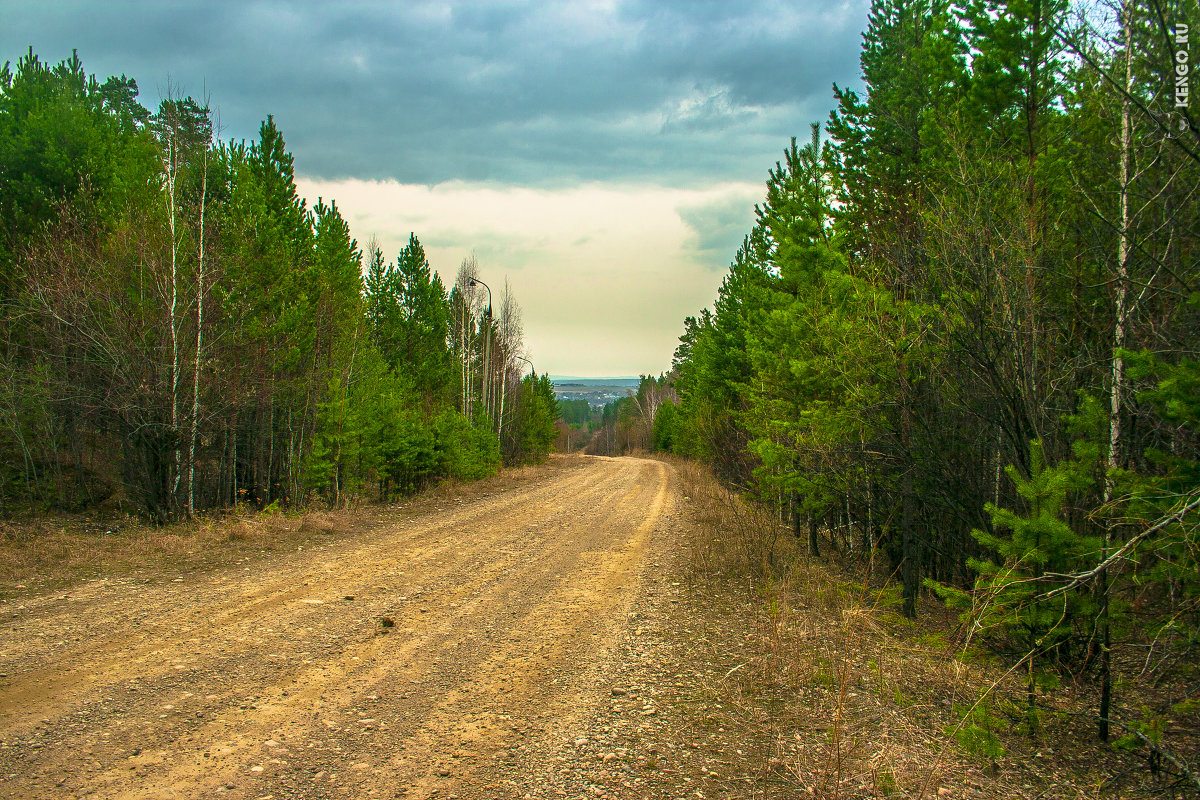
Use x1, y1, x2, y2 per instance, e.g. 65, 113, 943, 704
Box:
2, 0, 870, 377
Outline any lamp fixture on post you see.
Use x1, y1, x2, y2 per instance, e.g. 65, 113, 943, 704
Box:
468, 277, 492, 317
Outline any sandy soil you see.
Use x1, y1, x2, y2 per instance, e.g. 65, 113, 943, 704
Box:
0, 456, 684, 800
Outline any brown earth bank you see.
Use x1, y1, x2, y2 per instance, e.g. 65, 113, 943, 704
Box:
0, 455, 1188, 800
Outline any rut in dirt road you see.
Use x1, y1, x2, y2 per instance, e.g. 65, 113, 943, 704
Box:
0, 456, 680, 800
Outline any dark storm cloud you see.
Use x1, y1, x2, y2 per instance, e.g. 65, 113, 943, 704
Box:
1, 0, 868, 185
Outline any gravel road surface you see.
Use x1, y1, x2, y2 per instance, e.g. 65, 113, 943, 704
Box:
0, 456, 684, 799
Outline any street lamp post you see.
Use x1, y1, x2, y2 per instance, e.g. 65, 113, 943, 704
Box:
469, 278, 494, 426
509, 355, 541, 450
468, 277, 491, 317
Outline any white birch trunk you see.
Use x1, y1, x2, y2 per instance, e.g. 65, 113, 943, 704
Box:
187, 134, 207, 517
1099, 5, 1134, 743
163, 126, 182, 505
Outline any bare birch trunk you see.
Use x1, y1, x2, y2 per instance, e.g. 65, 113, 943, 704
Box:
164, 127, 181, 509
497, 283, 523, 447
187, 129, 208, 517
1098, 5, 1133, 743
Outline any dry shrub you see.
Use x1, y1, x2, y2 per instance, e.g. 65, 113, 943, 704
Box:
675, 459, 793, 581
297, 511, 340, 536
0, 505, 351, 595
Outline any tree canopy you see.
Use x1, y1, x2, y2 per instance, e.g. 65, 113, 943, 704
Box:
0, 49, 557, 519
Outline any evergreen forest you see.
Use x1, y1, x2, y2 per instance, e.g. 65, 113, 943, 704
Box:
635, 0, 1200, 756
0, 48, 560, 522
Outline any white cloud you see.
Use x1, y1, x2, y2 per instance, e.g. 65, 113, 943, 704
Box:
660, 86, 761, 133
294, 177, 760, 377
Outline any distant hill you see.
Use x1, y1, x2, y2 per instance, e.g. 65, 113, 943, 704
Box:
549, 376, 641, 407
549, 376, 641, 387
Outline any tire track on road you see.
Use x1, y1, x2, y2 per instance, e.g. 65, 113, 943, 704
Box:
0, 456, 680, 800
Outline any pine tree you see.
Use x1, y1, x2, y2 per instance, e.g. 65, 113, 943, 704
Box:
394, 233, 453, 403
938, 440, 1097, 728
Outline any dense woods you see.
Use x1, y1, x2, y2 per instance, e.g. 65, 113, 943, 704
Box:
660, 0, 1200, 762
0, 49, 557, 521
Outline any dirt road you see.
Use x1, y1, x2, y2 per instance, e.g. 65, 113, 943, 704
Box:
0, 456, 683, 799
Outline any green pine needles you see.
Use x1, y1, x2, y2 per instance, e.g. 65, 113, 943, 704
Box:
933, 440, 1099, 729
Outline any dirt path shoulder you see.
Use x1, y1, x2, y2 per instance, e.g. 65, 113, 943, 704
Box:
0, 456, 688, 799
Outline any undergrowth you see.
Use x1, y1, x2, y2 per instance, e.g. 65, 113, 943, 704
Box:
673, 459, 1198, 799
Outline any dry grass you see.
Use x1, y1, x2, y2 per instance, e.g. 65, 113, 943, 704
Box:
0, 455, 584, 600
0, 505, 359, 597
673, 460, 1191, 799
673, 459, 787, 582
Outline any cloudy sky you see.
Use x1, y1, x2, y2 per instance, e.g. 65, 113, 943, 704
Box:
2, 0, 870, 377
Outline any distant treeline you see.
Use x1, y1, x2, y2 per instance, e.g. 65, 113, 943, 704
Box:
557, 398, 591, 426
648, 1, 1199, 750
583, 375, 676, 456
0, 49, 557, 520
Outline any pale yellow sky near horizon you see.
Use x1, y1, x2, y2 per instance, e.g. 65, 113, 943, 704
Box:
294, 177, 761, 378
4, 1, 869, 372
